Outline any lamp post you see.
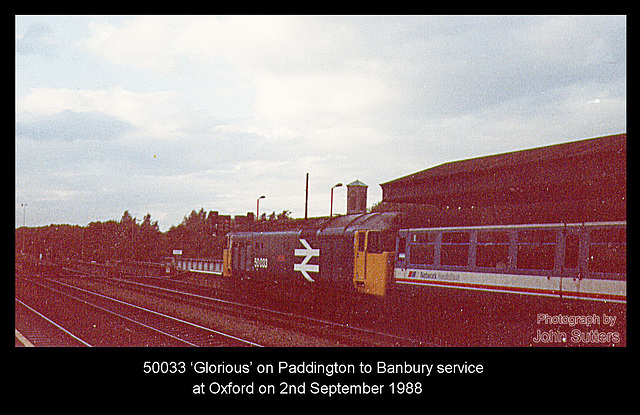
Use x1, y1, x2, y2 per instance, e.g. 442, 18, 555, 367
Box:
256, 195, 265, 220
21, 203, 28, 254
330, 183, 342, 217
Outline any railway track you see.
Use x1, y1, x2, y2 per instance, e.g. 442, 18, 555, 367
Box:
106, 275, 429, 347
15, 298, 92, 347
15, 272, 428, 347
15, 275, 263, 347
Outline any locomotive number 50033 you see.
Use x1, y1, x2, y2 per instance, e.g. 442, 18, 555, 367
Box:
254, 257, 268, 268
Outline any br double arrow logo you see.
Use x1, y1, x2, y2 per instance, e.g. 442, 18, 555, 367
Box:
294, 239, 320, 282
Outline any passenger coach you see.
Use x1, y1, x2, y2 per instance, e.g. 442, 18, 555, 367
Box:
394, 221, 626, 304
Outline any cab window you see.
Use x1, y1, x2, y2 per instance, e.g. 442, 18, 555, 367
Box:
368, 231, 381, 254
358, 232, 366, 252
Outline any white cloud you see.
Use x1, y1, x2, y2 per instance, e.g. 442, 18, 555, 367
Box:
84, 16, 183, 70
83, 16, 293, 72
83, 16, 361, 74
17, 86, 181, 132
253, 72, 389, 124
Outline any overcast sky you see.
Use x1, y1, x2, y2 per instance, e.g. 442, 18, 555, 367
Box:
15, 15, 626, 230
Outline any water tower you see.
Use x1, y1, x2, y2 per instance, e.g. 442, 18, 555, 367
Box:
346, 180, 368, 214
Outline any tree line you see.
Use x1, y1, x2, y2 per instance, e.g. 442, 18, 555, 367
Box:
15, 208, 296, 264
16, 211, 168, 264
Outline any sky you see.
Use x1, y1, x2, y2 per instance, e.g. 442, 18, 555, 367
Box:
15, 15, 626, 231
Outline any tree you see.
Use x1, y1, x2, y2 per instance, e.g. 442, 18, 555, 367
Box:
277, 210, 292, 220
118, 210, 137, 261
138, 213, 163, 262
85, 220, 120, 263
165, 208, 226, 258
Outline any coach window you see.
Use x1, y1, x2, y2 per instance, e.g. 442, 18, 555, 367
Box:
517, 229, 555, 270
564, 234, 580, 269
588, 228, 626, 275
476, 231, 510, 269
441, 231, 470, 267
409, 232, 435, 265
397, 237, 407, 260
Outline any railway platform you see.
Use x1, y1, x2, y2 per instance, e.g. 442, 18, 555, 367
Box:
15, 330, 34, 347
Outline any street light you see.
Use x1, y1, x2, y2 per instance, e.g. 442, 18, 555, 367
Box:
330, 183, 342, 217
21, 203, 28, 254
256, 195, 266, 220
21, 203, 28, 227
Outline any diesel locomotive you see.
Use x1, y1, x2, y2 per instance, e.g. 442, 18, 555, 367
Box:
223, 212, 626, 308
223, 212, 403, 297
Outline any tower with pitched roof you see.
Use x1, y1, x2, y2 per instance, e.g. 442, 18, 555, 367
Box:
346, 180, 368, 214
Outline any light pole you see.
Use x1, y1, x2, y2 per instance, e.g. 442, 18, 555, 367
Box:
256, 195, 265, 220
330, 183, 342, 217
21, 203, 28, 254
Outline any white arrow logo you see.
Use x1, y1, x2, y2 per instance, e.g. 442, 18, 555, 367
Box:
294, 239, 320, 282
